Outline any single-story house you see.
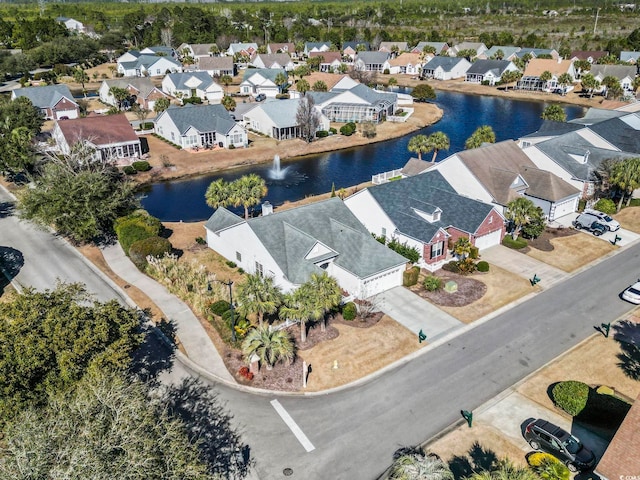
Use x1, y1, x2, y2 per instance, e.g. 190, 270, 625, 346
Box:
354, 51, 390, 72
516, 48, 560, 60
154, 104, 248, 149
307, 82, 397, 123
268, 43, 296, 55
422, 56, 472, 80
465, 59, 519, 85
11, 84, 79, 120
590, 64, 637, 92
309, 51, 343, 73
344, 170, 506, 271
116, 50, 140, 64
343, 41, 370, 61
177, 43, 218, 60
429, 140, 581, 221
411, 42, 449, 56
52, 114, 143, 162
161, 72, 224, 103
117, 54, 182, 77
140, 45, 177, 58
250, 53, 294, 71
98, 78, 168, 111
620, 51, 640, 64
378, 42, 408, 54
570, 50, 609, 64
449, 42, 488, 59
516, 58, 576, 91
240, 69, 287, 98
383, 53, 423, 75
242, 98, 329, 140
479, 46, 521, 61
227, 42, 258, 59
56, 16, 86, 34
197, 56, 236, 77
204, 197, 408, 298
304, 42, 332, 56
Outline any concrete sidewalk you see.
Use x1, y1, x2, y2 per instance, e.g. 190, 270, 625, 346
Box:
102, 244, 234, 382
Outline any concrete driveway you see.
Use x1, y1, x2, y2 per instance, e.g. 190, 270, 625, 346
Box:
553, 212, 640, 247
480, 245, 568, 289
376, 286, 462, 341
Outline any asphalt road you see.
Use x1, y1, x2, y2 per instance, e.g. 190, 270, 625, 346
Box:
2, 184, 638, 479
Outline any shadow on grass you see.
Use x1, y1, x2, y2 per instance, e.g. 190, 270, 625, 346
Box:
448, 441, 499, 479
613, 320, 640, 381
130, 321, 176, 384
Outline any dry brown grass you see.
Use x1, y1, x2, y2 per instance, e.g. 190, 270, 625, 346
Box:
436, 265, 537, 323
614, 206, 640, 233
526, 233, 617, 272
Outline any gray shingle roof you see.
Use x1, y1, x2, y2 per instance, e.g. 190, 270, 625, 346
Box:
102, 78, 159, 98
206, 197, 407, 284
355, 51, 389, 64
242, 68, 286, 83
424, 56, 467, 72
255, 99, 304, 128
198, 56, 234, 71
343, 41, 370, 51
12, 84, 76, 108
521, 120, 583, 138
569, 108, 628, 125
165, 72, 215, 90
366, 170, 497, 242
620, 51, 640, 62
483, 46, 521, 59
254, 53, 292, 68
160, 104, 235, 135
412, 42, 448, 54
466, 59, 514, 75
516, 48, 556, 58
590, 64, 637, 81
589, 114, 640, 154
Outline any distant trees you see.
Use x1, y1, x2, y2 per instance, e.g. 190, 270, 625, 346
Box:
0, 96, 43, 176
465, 125, 496, 149
205, 174, 268, 219
296, 95, 321, 142
541, 104, 566, 122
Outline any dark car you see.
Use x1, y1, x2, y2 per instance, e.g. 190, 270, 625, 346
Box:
572, 214, 607, 236
524, 419, 596, 472
255, 93, 266, 102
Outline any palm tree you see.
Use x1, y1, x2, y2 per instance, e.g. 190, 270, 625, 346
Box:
533, 458, 570, 480
219, 74, 233, 93
73, 68, 89, 95
274, 72, 288, 93
487, 459, 540, 480
296, 79, 310, 96
389, 448, 453, 480
541, 104, 566, 122
109, 86, 130, 111
221, 94, 236, 111
505, 197, 537, 239
557, 73, 573, 95
279, 287, 318, 343
464, 125, 496, 149
230, 174, 268, 220
241, 326, 295, 370
205, 178, 233, 209
610, 158, 640, 211
539, 70, 552, 90
236, 273, 282, 327
305, 272, 341, 332
453, 237, 472, 259
426, 132, 450, 163
580, 73, 600, 98
408, 134, 429, 161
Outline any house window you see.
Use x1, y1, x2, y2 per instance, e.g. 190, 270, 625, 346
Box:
170, 132, 175, 141
381, 227, 386, 237
431, 241, 444, 258
236, 251, 241, 262
230, 133, 243, 145
255, 261, 263, 277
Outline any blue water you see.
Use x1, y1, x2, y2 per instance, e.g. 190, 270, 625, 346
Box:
140, 90, 586, 221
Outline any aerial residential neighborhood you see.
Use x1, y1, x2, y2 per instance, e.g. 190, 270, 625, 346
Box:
1, 2, 640, 479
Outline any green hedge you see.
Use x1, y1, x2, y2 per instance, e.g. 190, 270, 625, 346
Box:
403, 266, 420, 287
476, 261, 490, 272
388, 238, 420, 263
316, 130, 329, 138
340, 122, 356, 136
502, 235, 527, 249
123, 165, 137, 175
128, 236, 172, 269
342, 302, 357, 321
182, 96, 202, 105
114, 211, 162, 255
210, 300, 231, 317
593, 198, 616, 215
552, 380, 589, 416
132, 161, 151, 172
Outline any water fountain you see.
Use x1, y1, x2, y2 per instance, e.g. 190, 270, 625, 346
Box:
269, 154, 290, 180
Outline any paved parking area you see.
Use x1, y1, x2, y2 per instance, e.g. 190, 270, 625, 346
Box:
553, 212, 640, 247
376, 286, 463, 341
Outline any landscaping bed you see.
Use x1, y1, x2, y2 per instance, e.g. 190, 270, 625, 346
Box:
409, 270, 487, 307
522, 226, 577, 252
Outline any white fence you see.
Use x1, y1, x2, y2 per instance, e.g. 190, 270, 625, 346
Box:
372, 169, 404, 185
387, 107, 414, 123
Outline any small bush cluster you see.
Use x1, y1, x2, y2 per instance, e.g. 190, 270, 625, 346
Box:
423, 275, 442, 291
403, 266, 420, 287
275, 93, 290, 99
469, 246, 479, 259
528, 452, 569, 479
552, 380, 589, 416
195, 236, 206, 245
238, 366, 254, 380
123, 165, 136, 175
129, 236, 172, 269
342, 302, 357, 321
387, 238, 420, 263
502, 235, 528, 249
340, 122, 357, 136
316, 130, 329, 138
527, 452, 562, 467
114, 211, 162, 255
442, 261, 459, 273
182, 96, 202, 105
132, 161, 151, 172
593, 198, 616, 215
456, 258, 477, 275
152, 133, 182, 150
225, 260, 237, 268
476, 260, 490, 272
210, 300, 231, 316
329, 127, 337, 134
140, 122, 154, 130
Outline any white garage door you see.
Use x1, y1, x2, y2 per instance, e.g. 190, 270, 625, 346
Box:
474, 229, 502, 250
362, 267, 404, 297
550, 198, 578, 221
56, 109, 78, 120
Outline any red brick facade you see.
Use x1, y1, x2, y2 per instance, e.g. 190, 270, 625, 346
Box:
471, 211, 506, 244
48, 97, 79, 120
422, 229, 448, 265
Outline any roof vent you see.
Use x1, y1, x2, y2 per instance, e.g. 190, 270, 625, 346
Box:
262, 201, 273, 216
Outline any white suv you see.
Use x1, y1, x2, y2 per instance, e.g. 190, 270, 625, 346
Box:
583, 209, 620, 232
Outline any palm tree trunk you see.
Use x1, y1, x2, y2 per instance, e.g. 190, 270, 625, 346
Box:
244, 206, 249, 220
320, 315, 326, 332
258, 312, 263, 328
617, 194, 624, 212
626, 190, 633, 207
431, 150, 438, 163
301, 320, 307, 343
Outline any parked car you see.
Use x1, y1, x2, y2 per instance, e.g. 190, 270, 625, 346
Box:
583, 209, 620, 232
255, 93, 266, 102
524, 419, 596, 472
572, 214, 607, 236
622, 279, 640, 304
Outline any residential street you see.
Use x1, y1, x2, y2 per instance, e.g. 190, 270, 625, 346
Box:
1, 184, 639, 479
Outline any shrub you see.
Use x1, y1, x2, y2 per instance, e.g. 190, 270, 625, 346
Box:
442, 261, 460, 273
578, 199, 587, 212
502, 235, 528, 249
342, 302, 357, 321
476, 260, 490, 272
229, 144, 235, 149
340, 122, 356, 136
238, 366, 254, 380
141, 122, 154, 130
552, 380, 589, 416
132, 160, 151, 172
182, 96, 202, 105
225, 260, 237, 268
423, 275, 442, 291
388, 238, 420, 263
275, 93, 290, 99
403, 266, 420, 287
114, 211, 161, 255
527, 452, 560, 467
628, 198, 640, 207
316, 130, 329, 138
456, 258, 477, 275
210, 300, 231, 317
329, 127, 337, 134
593, 198, 616, 215
123, 165, 137, 175
222, 309, 244, 328
469, 246, 479, 259
383, 68, 390, 74
128, 236, 172, 269
195, 236, 206, 245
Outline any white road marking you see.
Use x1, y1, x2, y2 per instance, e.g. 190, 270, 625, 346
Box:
270, 399, 315, 452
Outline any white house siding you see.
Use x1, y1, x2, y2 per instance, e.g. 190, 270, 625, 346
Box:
343, 190, 397, 240
98, 82, 115, 106
428, 158, 494, 204
154, 113, 180, 144
243, 107, 274, 137
523, 146, 585, 192
221, 124, 248, 148
525, 196, 553, 220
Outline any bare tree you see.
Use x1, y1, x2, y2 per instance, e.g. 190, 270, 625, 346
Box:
295, 96, 320, 143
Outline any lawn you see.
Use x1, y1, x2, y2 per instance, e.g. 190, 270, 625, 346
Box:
526, 232, 617, 272
614, 206, 640, 233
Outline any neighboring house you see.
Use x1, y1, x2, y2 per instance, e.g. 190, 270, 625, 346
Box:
354, 51, 389, 72
307, 82, 398, 123
465, 59, 519, 85
620, 51, 640, 63
251, 53, 294, 71
590, 64, 637, 92
449, 41, 488, 59
292, 73, 355, 94
268, 43, 296, 55
98, 78, 168, 111
227, 42, 258, 58
177, 43, 218, 60
51, 114, 143, 162
309, 51, 343, 73
240, 69, 287, 98
154, 104, 248, 149
378, 42, 408, 54
140, 46, 177, 58
422, 56, 472, 80
197, 56, 236, 77
570, 50, 609, 64
516, 48, 560, 60
479, 46, 521, 61
242, 98, 329, 140
204, 197, 408, 298
162, 72, 224, 103
411, 41, 449, 56
117, 54, 182, 77
429, 140, 581, 221
383, 52, 423, 75
344, 170, 506, 271
516, 58, 576, 91
116, 50, 140, 64
343, 41, 370, 61
11, 84, 79, 120
55, 16, 86, 34
304, 42, 332, 56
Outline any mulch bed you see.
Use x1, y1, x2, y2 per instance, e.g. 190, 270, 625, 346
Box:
330, 311, 384, 328
409, 270, 486, 307
522, 226, 577, 252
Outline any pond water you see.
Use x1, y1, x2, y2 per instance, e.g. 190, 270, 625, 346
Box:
140, 90, 586, 221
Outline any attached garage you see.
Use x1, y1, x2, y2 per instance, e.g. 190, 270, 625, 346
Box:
361, 266, 405, 297
474, 229, 503, 250
549, 196, 578, 221
55, 109, 79, 120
